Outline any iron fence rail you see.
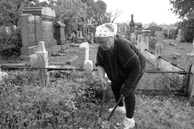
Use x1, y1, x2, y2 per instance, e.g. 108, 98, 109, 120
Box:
0, 65, 192, 75
0, 64, 191, 97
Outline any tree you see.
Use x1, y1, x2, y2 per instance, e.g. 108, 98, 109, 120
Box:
148, 21, 158, 27
0, 0, 41, 26
170, 0, 194, 19
93, 0, 107, 25
109, 8, 123, 23
181, 19, 194, 42
81, 0, 96, 23
52, 0, 87, 35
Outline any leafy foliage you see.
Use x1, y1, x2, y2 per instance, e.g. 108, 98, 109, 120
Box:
0, 27, 22, 60
0, 0, 38, 26
170, 0, 194, 18
0, 69, 193, 129
181, 19, 194, 42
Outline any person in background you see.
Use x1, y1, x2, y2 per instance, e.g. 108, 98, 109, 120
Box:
95, 23, 146, 129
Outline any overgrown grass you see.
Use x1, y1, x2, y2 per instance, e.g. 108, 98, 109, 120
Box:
0, 70, 193, 129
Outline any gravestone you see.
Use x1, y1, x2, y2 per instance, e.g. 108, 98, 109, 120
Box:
22, 7, 57, 49
54, 21, 66, 45
176, 29, 182, 42
20, 14, 40, 56
155, 31, 164, 69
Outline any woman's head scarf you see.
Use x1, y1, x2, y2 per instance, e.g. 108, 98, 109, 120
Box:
95, 23, 117, 37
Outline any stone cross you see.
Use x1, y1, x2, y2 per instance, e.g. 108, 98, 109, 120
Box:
27, 41, 49, 87
79, 42, 93, 75
36, 41, 49, 87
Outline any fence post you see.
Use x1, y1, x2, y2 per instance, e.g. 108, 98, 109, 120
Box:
185, 42, 194, 103
36, 41, 49, 87
0, 64, 8, 82
155, 31, 164, 70
79, 42, 93, 75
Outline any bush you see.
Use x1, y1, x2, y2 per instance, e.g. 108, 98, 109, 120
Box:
0, 70, 77, 129
181, 19, 194, 43
0, 26, 22, 60
0, 70, 114, 129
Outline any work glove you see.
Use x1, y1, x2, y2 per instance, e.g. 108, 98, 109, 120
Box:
100, 77, 108, 90
120, 85, 133, 97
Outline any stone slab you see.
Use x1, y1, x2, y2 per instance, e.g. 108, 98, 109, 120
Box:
21, 46, 38, 56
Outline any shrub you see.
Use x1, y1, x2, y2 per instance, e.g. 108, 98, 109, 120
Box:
0, 70, 77, 129
181, 19, 194, 43
0, 26, 22, 60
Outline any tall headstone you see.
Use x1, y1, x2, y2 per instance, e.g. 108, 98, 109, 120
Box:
155, 31, 164, 69
22, 7, 57, 49
20, 14, 40, 56
140, 30, 151, 59
54, 21, 66, 45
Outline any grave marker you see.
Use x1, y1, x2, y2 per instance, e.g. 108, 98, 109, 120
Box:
20, 14, 38, 56
155, 31, 164, 69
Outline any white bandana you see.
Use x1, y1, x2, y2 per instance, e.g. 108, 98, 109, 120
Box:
95, 23, 117, 37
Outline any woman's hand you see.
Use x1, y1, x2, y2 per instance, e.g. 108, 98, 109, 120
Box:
100, 78, 108, 90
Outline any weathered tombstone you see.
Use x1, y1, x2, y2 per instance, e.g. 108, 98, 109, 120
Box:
139, 30, 150, 59
176, 29, 182, 42
155, 31, 164, 69
137, 33, 142, 51
54, 21, 66, 45
20, 14, 38, 56
22, 7, 57, 49
136, 23, 142, 34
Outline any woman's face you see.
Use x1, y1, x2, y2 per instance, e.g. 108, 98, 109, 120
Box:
96, 37, 114, 51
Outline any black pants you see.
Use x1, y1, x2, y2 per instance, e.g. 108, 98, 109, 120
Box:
111, 69, 145, 118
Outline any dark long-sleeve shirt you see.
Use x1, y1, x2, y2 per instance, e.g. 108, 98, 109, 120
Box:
96, 37, 146, 87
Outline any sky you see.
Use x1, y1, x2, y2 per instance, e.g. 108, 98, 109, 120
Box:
101, 0, 180, 25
